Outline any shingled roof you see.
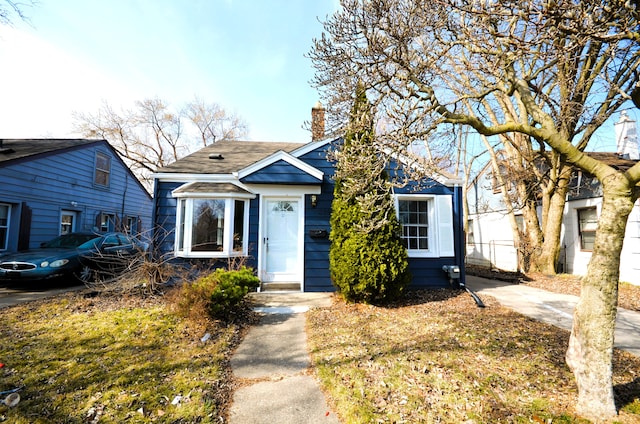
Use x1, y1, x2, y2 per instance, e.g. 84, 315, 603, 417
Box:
155, 140, 306, 174
0, 139, 104, 165
585, 152, 639, 171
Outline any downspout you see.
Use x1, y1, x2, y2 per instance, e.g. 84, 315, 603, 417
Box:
121, 173, 129, 232
452, 183, 485, 307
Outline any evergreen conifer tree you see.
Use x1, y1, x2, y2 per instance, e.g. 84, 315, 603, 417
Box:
329, 86, 411, 303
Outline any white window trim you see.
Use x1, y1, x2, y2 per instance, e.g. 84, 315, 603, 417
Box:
396, 194, 437, 258
60, 210, 77, 235
100, 213, 116, 232
94, 151, 111, 188
0, 203, 10, 251
175, 197, 250, 258
577, 206, 598, 252
394, 194, 455, 258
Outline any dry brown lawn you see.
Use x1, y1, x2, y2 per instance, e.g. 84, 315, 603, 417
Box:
307, 272, 640, 423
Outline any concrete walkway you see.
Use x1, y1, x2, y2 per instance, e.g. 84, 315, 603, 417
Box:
466, 275, 640, 357
228, 292, 341, 424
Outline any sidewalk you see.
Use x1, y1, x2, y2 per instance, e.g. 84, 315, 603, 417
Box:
228, 292, 341, 424
227, 278, 640, 422
466, 275, 640, 357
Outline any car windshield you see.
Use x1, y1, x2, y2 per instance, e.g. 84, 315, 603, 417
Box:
42, 233, 101, 248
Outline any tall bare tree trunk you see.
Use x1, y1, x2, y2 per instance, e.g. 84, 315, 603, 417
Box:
566, 184, 635, 421
530, 166, 572, 274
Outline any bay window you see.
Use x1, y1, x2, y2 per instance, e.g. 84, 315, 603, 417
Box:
175, 197, 249, 257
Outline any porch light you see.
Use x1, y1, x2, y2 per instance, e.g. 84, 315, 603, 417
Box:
311, 195, 317, 207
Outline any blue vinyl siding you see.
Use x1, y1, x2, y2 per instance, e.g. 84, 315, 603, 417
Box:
240, 160, 322, 184
246, 196, 260, 269
298, 148, 336, 291
152, 139, 465, 292
153, 181, 181, 254
0, 141, 152, 251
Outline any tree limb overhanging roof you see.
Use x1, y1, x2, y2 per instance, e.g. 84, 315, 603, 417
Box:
585, 152, 639, 172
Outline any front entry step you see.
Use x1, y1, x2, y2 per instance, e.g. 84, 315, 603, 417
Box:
260, 282, 301, 292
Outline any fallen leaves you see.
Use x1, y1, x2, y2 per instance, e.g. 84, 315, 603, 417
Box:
308, 288, 640, 423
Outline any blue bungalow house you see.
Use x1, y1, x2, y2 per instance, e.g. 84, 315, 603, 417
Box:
0, 139, 152, 252
152, 136, 466, 292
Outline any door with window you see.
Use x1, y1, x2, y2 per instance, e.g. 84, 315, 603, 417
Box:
262, 198, 302, 283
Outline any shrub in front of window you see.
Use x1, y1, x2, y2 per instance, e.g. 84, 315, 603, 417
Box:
208, 267, 260, 320
330, 193, 410, 303
171, 266, 259, 322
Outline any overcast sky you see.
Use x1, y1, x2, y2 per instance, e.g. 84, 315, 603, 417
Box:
0, 0, 338, 142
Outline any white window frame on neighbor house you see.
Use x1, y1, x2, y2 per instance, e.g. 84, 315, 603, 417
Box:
578, 207, 598, 251
125, 216, 138, 234
94, 151, 111, 188
0, 203, 10, 251
100, 213, 116, 232
174, 197, 251, 258
60, 210, 77, 235
395, 194, 455, 258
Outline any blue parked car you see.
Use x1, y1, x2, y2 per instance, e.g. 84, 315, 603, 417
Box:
0, 232, 149, 283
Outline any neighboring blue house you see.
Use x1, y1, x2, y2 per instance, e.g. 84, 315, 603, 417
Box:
0, 139, 153, 251
152, 136, 466, 292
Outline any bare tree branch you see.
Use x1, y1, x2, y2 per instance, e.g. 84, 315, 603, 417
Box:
73, 97, 248, 190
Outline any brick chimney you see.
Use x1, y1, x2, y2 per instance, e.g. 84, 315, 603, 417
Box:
311, 101, 325, 142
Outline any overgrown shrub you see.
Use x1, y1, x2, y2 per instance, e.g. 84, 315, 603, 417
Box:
83, 253, 177, 297
171, 266, 260, 322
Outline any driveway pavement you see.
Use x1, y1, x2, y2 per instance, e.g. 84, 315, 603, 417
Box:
466, 275, 640, 357
0, 282, 85, 309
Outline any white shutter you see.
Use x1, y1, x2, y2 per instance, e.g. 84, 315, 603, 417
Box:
436, 195, 455, 257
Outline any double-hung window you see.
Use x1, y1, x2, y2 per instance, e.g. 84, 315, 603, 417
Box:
395, 194, 454, 258
578, 207, 598, 251
100, 213, 116, 232
175, 197, 249, 257
94, 152, 111, 187
0, 203, 9, 251
398, 198, 431, 252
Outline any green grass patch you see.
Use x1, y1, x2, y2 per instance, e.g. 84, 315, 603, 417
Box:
307, 290, 640, 423
0, 294, 246, 423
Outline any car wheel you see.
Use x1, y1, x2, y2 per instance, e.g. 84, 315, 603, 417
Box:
77, 265, 96, 283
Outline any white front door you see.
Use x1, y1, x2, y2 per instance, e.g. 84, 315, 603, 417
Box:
262, 198, 302, 284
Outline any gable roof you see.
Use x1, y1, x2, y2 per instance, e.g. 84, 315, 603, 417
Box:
0, 139, 103, 166
238, 150, 324, 183
155, 140, 306, 174
0, 138, 152, 198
